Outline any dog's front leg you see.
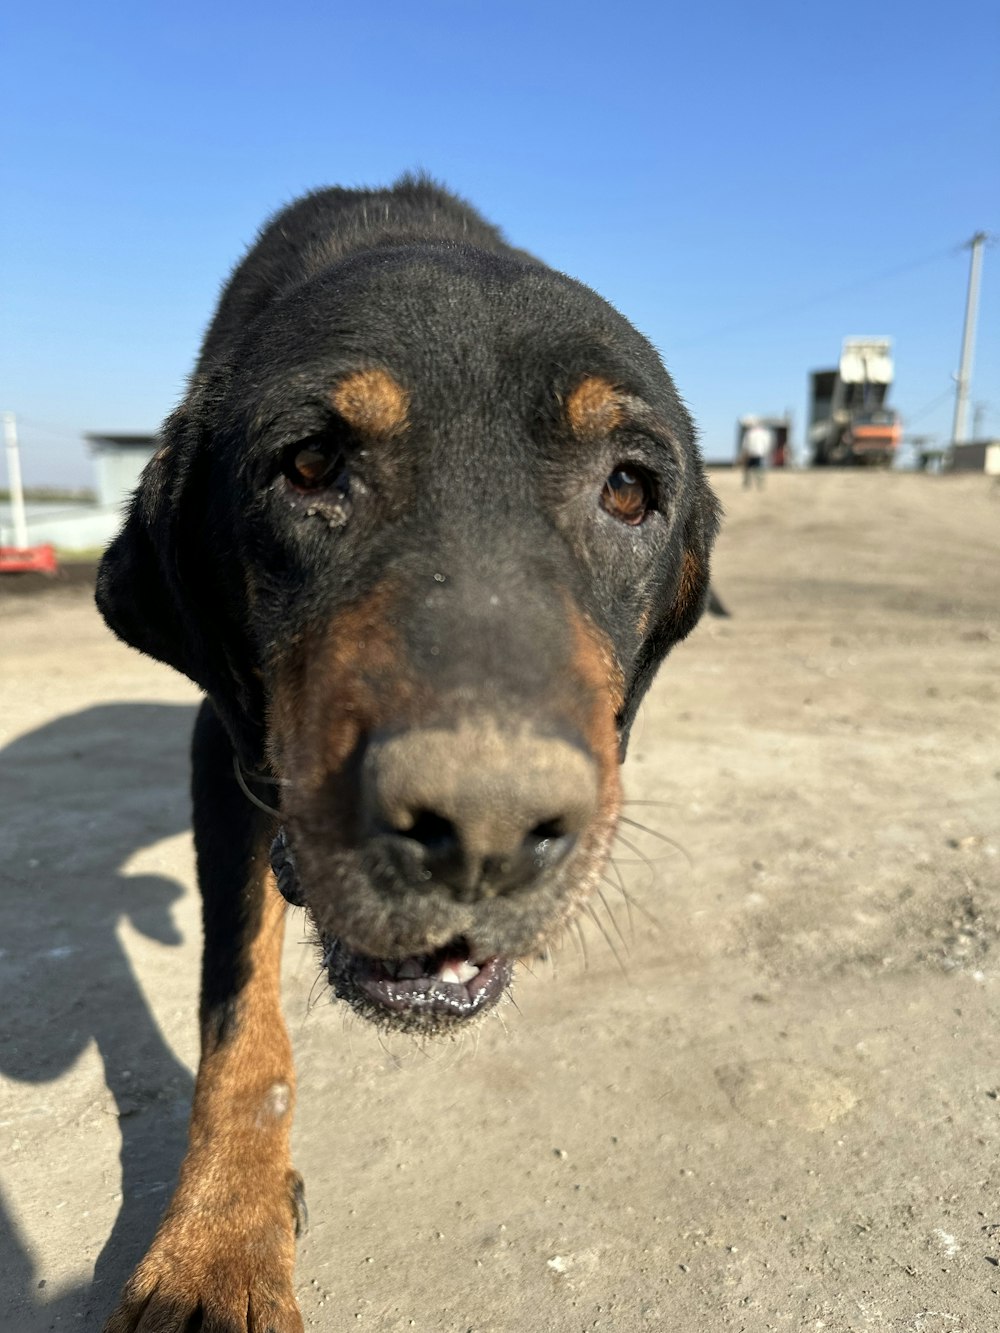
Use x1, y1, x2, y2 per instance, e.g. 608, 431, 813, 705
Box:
104, 700, 303, 1333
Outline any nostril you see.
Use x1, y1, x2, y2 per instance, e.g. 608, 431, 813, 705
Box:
530, 818, 567, 843
522, 818, 578, 882
405, 809, 460, 853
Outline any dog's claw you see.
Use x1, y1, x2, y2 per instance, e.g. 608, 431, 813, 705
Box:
101, 1173, 305, 1333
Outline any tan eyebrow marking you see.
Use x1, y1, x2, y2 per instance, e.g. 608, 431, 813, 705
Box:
565, 376, 624, 436
331, 368, 409, 436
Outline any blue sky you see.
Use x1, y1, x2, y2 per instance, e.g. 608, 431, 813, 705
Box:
3, 0, 998, 485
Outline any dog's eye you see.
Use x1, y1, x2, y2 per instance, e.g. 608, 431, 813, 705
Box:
601, 465, 652, 525
282, 436, 348, 493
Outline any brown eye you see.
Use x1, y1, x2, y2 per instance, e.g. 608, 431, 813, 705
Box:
601, 466, 652, 525
282, 436, 347, 492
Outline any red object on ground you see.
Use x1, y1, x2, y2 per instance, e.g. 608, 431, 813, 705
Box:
0, 544, 59, 575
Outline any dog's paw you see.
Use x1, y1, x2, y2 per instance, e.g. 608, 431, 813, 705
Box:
102, 1170, 305, 1333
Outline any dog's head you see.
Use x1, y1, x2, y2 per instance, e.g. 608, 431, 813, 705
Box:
98, 242, 719, 1032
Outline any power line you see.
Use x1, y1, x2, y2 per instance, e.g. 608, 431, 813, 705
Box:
15, 416, 88, 441
907, 386, 956, 424
673, 241, 962, 350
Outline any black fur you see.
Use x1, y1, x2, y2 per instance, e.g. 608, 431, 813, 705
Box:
95, 176, 719, 1330
99, 175, 718, 760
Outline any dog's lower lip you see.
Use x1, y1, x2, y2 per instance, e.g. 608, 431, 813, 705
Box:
359, 955, 509, 1016
326, 939, 513, 1020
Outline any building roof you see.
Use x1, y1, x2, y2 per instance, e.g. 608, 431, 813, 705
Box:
85, 432, 156, 451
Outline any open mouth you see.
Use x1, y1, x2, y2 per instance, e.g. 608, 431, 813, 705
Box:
323, 936, 514, 1030
271, 827, 515, 1030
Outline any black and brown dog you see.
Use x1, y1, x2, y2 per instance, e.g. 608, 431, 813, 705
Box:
96, 176, 719, 1332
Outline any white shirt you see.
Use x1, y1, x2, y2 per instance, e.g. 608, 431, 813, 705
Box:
744, 425, 771, 460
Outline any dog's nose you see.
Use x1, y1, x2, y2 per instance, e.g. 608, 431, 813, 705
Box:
362, 721, 599, 900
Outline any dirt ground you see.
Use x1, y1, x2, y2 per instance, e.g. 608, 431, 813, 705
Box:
2, 468, 999, 1333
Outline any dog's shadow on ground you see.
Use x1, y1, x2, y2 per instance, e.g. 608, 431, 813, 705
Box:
0, 702, 199, 1329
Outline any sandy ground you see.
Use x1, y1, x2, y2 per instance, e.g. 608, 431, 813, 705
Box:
1, 468, 999, 1333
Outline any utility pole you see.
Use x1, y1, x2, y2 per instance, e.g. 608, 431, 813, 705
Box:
3, 411, 29, 550
950, 231, 988, 447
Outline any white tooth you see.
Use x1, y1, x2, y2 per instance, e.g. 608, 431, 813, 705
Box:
438, 960, 479, 985
397, 958, 424, 980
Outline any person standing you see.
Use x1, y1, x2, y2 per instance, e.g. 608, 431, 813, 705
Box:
741, 419, 771, 489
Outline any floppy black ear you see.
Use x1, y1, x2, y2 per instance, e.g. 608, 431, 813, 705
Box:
96, 403, 265, 763
658, 471, 722, 647
616, 469, 721, 754
97, 408, 196, 676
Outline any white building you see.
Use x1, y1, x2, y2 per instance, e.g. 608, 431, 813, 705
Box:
0, 433, 155, 552
87, 433, 157, 509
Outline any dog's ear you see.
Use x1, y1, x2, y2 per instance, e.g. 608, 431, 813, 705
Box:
616, 471, 721, 754
96, 407, 197, 677
658, 473, 721, 647
96, 401, 264, 762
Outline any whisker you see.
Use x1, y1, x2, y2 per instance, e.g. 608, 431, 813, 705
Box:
573, 917, 590, 971
416, 1035, 445, 1063
305, 961, 328, 1011
537, 946, 557, 982
604, 857, 635, 938
601, 870, 662, 932
342, 1008, 356, 1062
611, 830, 656, 880
618, 814, 693, 863
614, 827, 692, 872
596, 885, 630, 952
585, 902, 628, 977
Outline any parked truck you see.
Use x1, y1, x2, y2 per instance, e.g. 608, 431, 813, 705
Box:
808, 337, 902, 466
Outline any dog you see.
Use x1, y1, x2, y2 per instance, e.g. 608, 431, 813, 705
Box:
96, 175, 719, 1332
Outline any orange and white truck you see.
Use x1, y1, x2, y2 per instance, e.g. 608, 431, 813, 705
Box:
808, 337, 902, 466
